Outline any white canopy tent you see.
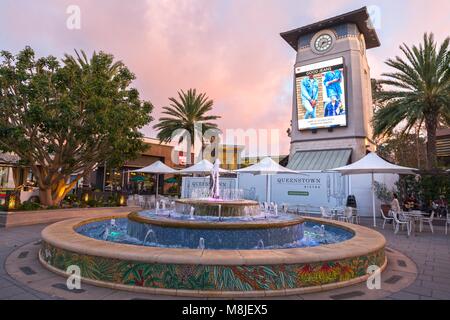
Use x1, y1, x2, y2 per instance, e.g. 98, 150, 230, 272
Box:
331, 152, 417, 227
234, 157, 301, 202
129, 161, 179, 206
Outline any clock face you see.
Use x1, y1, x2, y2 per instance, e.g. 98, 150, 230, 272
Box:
314, 34, 333, 52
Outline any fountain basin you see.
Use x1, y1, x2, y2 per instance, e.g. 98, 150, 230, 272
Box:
174, 199, 260, 217
39, 212, 386, 297
126, 212, 306, 249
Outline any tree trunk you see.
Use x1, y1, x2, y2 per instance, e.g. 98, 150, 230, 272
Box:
39, 188, 56, 206
38, 176, 81, 207
424, 111, 438, 170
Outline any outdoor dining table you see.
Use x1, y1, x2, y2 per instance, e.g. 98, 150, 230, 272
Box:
331, 207, 345, 220
403, 211, 427, 236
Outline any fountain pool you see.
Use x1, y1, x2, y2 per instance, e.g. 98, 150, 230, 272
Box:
39, 198, 386, 297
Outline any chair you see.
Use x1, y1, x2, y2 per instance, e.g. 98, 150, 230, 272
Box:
338, 207, 354, 223
351, 207, 360, 224
392, 211, 411, 236
446, 213, 450, 235
138, 195, 149, 209
380, 209, 394, 230
320, 207, 333, 220
419, 211, 435, 233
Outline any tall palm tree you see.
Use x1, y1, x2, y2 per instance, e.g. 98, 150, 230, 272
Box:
372, 33, 450, 170
154, 89, 221, 156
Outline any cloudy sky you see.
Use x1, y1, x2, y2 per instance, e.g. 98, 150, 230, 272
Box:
0, 0, 449, 156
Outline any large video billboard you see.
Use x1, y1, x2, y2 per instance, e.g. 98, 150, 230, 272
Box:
295, 57, 347, 130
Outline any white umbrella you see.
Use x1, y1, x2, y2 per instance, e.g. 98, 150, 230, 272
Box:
331, 152, 417, 227
234, 157, 302, 202
129, 161, 179, 206
178, 159, 230, 175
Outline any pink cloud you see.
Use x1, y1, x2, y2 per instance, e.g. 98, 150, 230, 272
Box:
1, 0, 449, 157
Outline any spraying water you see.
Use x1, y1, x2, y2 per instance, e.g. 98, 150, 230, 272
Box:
189, 207, 195, 220
256, 239, 265, 249
102, 227, 110, 240
143, 228, 157, 245
198, 237, 205, 250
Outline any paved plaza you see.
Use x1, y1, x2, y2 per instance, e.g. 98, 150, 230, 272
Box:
0, 216, 449, 300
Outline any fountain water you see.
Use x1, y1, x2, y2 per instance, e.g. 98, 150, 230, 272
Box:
256, 239, 265, 249
102, 227, 110, 240
198, 237, 205, 250
143, 228, 157, 245
189, 207, 195, 220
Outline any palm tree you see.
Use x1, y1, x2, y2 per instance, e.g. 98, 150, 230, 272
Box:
372, 33, 450, 170
154, 89, 221, 157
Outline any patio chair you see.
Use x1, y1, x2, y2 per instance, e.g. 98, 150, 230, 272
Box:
393, 211, 411, 236
419, 211, 435, 234
320, 207, 333, 220
338, 207, 353, 223
446, 213, 450, 235
138, 195, 149, 209
380, 209, 394, 230
351, 208, 360, 224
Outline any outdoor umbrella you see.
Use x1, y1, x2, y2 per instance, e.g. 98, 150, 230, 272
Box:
234, 157, 302, 203
330, 152, 417, 227
178, 159, 230, 175
129, 161, 179, 207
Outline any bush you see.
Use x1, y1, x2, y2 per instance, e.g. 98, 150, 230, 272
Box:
374, 181, 395, 204
19, 201, 42, 211
396, 174, 450, 205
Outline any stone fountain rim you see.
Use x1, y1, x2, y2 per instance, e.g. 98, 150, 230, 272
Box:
40, 212, 386, 266
127, 211, 306, 230
175, 198, 260, 206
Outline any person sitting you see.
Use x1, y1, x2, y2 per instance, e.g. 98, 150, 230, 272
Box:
391, 193, 401, 215
434, 196, 448, 218
404, 194, 418, 211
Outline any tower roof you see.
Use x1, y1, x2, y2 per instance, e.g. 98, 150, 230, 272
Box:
280, 7, 381, 51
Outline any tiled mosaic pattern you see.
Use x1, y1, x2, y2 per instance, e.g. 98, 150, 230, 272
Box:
41, 242, 385, 291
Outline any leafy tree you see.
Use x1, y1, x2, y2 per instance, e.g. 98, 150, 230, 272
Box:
154, 88, 220, 157
0, 47, 153, 206
377, 132, 427, 169
372, 33, 450, 170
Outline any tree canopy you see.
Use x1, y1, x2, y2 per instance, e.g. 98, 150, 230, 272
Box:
372, 33, 450, 170
154, 88, 220, 155
0, 47, 153, 205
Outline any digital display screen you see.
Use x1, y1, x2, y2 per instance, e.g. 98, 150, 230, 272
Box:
295, 57, 347, 130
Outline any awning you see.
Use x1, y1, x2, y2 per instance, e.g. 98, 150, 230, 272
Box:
287, 149, 352, 171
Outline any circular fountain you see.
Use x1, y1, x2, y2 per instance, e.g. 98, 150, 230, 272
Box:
39, 161, 386, 297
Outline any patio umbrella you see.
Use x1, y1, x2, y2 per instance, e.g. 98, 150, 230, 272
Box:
178, 159, 230, 175
129, 161, 179, 206
330, 152, 417, 227
234, 157, 302, 202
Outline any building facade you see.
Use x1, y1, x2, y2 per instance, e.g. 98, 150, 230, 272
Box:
281, 7, 380, 170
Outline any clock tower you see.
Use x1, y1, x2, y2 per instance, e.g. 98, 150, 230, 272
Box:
281, 7, 381, 170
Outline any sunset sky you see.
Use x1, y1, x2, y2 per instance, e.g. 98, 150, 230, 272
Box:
1, 0, 449, 156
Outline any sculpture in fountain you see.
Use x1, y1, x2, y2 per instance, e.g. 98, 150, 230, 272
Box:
209, 159, 221, 199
